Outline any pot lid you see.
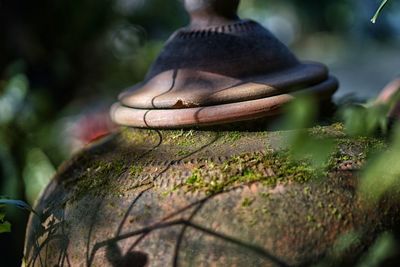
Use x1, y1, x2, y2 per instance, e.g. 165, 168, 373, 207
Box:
111, 0, 338, 128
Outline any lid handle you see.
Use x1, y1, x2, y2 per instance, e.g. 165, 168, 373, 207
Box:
184, 0, 240, 27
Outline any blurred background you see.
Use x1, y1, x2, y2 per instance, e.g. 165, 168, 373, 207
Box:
0, 0, 399, 265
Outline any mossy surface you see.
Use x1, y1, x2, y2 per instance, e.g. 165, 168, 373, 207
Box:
63, 156, 127, 201
328, 135, 386, 170
180, 151, 317, 195
59, 123, 385, 202
26, 123, 400, 267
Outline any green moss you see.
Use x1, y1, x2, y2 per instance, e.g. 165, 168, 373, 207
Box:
186, 169, 202, 185
173, 131, 384, 196
261, 207, 269, 214
120, 128, 161, 145
223, 131, 242, 143
309, 123, 346, 138
66, 157, 127, 201
242, 197, 254, 207
248, 218, 257, 226
307, 215, 316, 223
180, 150, 318, 195
328, 135, 386, 169
161, 185, 179, 197
303, 186, 312, 196
163, 130, 198, 147
177, 149, 190, 157
331, 122, 345, 131
129, 165, 144, 177
71, 125, 386, 202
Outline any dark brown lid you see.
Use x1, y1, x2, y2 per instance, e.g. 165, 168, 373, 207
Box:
111, 0, 338, 128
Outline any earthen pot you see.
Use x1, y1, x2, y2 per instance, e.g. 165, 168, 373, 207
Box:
23, 1, 400, 266
24, 125, 400, 266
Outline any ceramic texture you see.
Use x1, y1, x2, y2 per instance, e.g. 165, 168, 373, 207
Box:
24, 127, 400, 266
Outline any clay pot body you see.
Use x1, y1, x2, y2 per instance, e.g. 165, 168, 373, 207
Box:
24, 126, 400, 266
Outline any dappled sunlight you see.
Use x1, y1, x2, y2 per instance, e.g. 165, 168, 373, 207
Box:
1, 0, 400, 266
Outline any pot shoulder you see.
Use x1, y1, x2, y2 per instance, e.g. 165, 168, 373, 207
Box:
24, 125, 398, 267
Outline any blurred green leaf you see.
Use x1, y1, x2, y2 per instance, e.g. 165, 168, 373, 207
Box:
340, 103, 390, 137
356, 232, 397, 267
341, 105, 368, 136
0, 209, 11, 234
333, 230, 362, 255
359, 124, 400, 201
0, 198, 38, 235
282, 96, 317, 130
0, 74, 29, 125
0, 221, 11, 234
290, 131, 335, 169
23, 148, 55, 204
0, 199, 37, 215
282, 96, 335, 169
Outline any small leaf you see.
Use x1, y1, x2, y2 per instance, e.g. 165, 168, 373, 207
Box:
356, 232, 397, 266
371, 0, 389, 24
0, 199, 38, 216
0, 221, 11, 234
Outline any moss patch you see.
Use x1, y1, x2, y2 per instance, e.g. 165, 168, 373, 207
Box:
167, 130, 197, 147
65, 157, 127, 201
65, 124, 386, 201
241, 197, 255, 207
176, 131, 385, 195
129, 165, 144, 177
310, 123, 346, 138
222, 131, 242, 143
328, 135, 386, 169
120, 128, 159, 144
180, 150, 317, 195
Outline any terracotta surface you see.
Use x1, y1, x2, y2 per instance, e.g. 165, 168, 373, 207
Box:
24, 126, 400, 266
112, 77, 338, 129
377, 78, 400, 104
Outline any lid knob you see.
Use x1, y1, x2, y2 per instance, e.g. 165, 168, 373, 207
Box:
184, 0, 240, 27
